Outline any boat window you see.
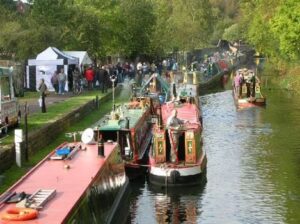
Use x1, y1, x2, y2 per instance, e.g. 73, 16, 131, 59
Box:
100, 131, 117, 142
0, 76, 11, 101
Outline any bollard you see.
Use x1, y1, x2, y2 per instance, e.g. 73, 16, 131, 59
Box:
24, 102, 29, 161
15, 129, 24, 167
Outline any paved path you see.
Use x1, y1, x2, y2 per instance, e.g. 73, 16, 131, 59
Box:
19, 92, 74, 115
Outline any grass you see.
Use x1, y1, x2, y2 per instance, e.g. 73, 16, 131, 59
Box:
18, 91, 40, 101
0, 87, 130, 194
260, 60, 300, 93
0, 90, 110, 145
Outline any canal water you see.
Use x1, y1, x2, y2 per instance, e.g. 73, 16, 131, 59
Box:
126, 87, 300, 223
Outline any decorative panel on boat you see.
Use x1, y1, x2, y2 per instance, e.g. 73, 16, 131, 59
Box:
185, 131, 196, 164
155, 131, 166, 163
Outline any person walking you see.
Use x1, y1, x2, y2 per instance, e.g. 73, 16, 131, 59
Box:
84, 65, 95, 90
234, 72, 241, 98
51, 71, 59, 94
72, 67, 82, 94
38, 79, 48, 113
58, 68, 67, 95
67, 67, 73, 92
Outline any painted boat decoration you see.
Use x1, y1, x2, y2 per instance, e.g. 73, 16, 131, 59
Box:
149, 99, 207, 187
0, 130, 129, 224
92, 97, 154, 179
232, 68, 266, 109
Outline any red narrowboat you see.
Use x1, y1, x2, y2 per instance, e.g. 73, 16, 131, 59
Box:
149, 98, 207, 187
0, 132, 129, 223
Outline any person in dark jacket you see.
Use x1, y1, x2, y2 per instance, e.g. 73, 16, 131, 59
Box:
68, 67, 73, 92
99, 66, 109, 93
38, 79, 48, 113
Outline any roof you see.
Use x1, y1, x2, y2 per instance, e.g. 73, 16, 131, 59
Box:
139, 73, 170, 95
94, 107, 148, 131
161, 102, 201, 130
34, 47, 78, 65
0, 142, 122, 224
63, 51, 92, 65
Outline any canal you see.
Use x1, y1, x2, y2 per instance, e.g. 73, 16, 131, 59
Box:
126, 85, 300, 223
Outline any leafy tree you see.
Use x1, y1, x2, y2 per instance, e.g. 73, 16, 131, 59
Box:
270, 0, 300, 60
239, 0, 280, 58
222, 23, 241, 42
119, 0, 156, 59
169, 0, 214, 50
147, 0, 173, 58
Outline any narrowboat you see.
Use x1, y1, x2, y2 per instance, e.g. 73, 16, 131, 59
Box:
0, 129, 129, 224
149, 98, 207, 187
233, 68, 266, 109
138, 73, 170, 105
92, 97, 154, 179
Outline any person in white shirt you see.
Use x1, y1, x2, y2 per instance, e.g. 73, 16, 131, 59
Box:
166, 109, 184, 163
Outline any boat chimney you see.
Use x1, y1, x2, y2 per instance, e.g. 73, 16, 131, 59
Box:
125, 117, 130, 129
98, 134, 105, 157
158, 107, 163, 129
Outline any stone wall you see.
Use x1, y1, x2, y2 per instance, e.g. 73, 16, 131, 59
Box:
0, 87, 121, 173
0, 145, 15, 173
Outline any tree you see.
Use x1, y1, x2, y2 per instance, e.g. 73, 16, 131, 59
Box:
239, 0, 280, 58
271, 0, 300, 60
222, 23, 241, 42
119, 0, 156, 59
147, 0, 173, 58
168, 0, 214, 50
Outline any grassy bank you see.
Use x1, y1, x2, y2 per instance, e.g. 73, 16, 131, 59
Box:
1, 90, 109, 145
0, 88, 129, 194
260, 60, 300, 93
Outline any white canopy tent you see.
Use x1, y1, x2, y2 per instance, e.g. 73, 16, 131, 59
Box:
63, 51, 92, 71
26, 47, 79, 91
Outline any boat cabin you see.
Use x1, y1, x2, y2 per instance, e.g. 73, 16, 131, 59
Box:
0, 66, 20, 134
151, 102, 202, 165
93, 97, 154, 162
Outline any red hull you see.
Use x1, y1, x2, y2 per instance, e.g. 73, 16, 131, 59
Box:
0, 142, 124, 224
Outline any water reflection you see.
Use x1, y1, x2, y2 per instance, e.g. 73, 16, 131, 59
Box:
126, 89, 300, 224
127, 179, 205, 224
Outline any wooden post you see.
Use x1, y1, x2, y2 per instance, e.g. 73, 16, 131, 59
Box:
96, 95, 99, 109
24, 102, 29, 162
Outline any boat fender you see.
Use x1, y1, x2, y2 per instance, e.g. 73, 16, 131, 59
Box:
1, 207, 38, 221
170, 170, 180, 184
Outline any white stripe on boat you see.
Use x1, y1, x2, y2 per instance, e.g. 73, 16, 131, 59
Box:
150, 165, 201, 177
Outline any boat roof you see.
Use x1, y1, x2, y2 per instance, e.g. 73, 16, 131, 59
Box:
93, 106, 148, 131
0, 142, 119, 224
161, 102, 201, 130
139, 73, 170, 95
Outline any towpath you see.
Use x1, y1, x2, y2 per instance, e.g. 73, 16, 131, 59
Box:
18, 92, 75, 115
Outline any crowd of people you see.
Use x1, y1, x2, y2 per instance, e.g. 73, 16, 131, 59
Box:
233, 68, 260, 98
188, 51, 235, 77
49, 59, 180, 95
